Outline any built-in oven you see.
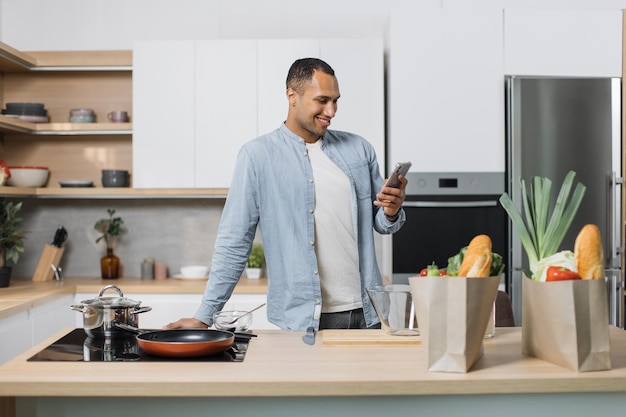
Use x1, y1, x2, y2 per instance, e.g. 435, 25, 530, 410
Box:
392, 172, 508, 289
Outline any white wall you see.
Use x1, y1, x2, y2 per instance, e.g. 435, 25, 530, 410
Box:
1, 0, 417, 51
4, 0, 626, 52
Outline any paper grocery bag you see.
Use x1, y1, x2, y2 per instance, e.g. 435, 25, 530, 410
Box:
408, 275, 500, 373
522, 275, 611, 372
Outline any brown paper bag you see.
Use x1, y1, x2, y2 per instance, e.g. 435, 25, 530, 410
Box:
408, 275, 500, 373
522, 275, 611, 372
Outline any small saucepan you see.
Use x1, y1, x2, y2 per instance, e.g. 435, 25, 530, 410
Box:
114, 323, 237, 358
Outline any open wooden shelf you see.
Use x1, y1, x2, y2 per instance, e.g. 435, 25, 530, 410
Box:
0, 115, 131, 135
0, 42, 131, 72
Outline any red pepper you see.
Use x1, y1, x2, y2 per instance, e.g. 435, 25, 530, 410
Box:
0, 160, 10, 179
546, 265, 582, 281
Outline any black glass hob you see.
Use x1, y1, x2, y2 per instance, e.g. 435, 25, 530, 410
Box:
28, 329, 250, 362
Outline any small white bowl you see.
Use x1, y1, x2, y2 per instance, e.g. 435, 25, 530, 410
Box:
180, 265, 209, 278
6, 166, 49, 187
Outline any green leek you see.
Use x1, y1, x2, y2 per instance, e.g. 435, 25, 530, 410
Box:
499, 171, 586, 277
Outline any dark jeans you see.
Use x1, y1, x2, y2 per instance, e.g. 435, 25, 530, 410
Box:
319, 308, 382, 330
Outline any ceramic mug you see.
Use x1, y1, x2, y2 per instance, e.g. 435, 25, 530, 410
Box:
107, 110, 129, 123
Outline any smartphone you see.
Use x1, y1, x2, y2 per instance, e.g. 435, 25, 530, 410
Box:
385, 162, 412, 188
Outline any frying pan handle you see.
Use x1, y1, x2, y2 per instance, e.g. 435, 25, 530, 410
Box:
70, 305, 86, 313
114, 322, 147, 334
133, 306, 152, 314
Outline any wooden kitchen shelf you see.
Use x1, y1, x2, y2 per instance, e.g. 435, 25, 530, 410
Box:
0, 115, 131, 135
0, 42, 131, 72
0, 187, 229, 199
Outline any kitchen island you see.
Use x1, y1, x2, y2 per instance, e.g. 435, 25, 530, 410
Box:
2, 327, 626, 417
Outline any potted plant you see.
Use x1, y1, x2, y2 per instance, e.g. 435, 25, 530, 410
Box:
94, 208, 126, 279
0, 198, 29, 287
245, 243, 264, 279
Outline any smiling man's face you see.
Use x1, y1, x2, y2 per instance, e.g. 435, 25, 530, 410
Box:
286, 70, 340, 143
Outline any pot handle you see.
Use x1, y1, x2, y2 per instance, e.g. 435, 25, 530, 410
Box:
133, 306, 152, 314
70, 304, 85, 313
98, 284, 124, 299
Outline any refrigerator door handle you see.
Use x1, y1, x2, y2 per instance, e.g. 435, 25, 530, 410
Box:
606, 269, 623, 327
609, 172, 624, 267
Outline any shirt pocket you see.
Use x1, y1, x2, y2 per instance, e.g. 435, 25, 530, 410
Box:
348, 160, 372, 200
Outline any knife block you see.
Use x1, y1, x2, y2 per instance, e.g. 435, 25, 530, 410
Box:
32, 244, 65, 282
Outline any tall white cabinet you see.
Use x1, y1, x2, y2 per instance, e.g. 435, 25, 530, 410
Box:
387, 9, 505, 173
133, 38, 385, 189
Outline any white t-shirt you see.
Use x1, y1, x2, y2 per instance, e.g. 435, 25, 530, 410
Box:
306, 140, 362, 313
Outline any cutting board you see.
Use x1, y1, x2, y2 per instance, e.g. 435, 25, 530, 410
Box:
321, 329, 421, 346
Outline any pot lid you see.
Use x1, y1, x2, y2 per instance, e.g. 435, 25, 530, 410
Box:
79, 285, 142, 308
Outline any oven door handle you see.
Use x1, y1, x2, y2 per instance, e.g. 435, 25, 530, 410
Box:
402, 201, 498, 208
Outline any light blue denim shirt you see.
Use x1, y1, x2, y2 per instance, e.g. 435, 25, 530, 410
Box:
194, 123, 406, 331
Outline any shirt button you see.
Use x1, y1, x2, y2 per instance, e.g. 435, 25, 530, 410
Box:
309, 240, 315, 246
304, 150, 308, 156
309, 208, 314, 214
315, 299, 321, 304
313, 270, 319, 275
309, 178, 314, 183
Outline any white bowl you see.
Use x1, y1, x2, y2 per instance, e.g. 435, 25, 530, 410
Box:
6, 166, 49, 187
180, 265, 209, 278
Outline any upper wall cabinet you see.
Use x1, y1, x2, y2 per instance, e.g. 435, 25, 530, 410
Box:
387, 9, 505, 173
133, 39, 385, 189
504, 9, 622, 77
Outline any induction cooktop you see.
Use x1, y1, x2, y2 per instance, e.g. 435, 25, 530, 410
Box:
28, 329, 251, 362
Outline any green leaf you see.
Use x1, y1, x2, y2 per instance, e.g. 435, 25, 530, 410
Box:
499, 170, 586, 277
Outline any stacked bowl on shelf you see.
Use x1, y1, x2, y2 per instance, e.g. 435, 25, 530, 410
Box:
69, 108, 96, 123
1, 102, 49, 123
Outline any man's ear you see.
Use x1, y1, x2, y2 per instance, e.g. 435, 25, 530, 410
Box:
286, 87, 298, 105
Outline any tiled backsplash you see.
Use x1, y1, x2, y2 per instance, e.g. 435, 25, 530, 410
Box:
9, 198, 227, 280
8, 197, 385, 282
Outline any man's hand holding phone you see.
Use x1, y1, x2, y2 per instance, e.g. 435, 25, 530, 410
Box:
375, 161, 410, 220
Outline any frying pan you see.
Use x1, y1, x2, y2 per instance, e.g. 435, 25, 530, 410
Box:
115, 323, 235, 358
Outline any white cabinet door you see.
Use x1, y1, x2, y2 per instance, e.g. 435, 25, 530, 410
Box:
195, 40, 258, 188
133, 40, 195, 188
31, 295, 75, 345
504, 9, 622, 77
388, 9, 504, 173
0, 311, 31, 365
134, 39, 385, 187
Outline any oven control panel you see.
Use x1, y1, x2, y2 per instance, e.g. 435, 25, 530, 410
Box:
405, 172, 504, 195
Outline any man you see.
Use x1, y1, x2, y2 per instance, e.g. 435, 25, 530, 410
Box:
166, 58, 407, 332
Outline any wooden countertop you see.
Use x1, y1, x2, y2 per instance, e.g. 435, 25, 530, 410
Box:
2, 327, 626, 398
0, 276, 268, 319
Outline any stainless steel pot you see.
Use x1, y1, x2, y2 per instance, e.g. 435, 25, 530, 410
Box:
71, 285, 152, 338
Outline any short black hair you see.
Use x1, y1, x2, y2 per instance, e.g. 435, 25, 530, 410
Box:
286, 58, 335, 95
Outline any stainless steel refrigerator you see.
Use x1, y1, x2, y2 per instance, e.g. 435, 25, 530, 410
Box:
505, 76, 623, 327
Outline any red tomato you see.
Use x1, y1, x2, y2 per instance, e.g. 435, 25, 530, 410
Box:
546, 266, 582, 281
420, 268, 428, 276
439, 268, 448, 276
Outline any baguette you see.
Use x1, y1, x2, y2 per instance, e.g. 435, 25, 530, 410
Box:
574, 224, 604, 279
458, 234, 493, 277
